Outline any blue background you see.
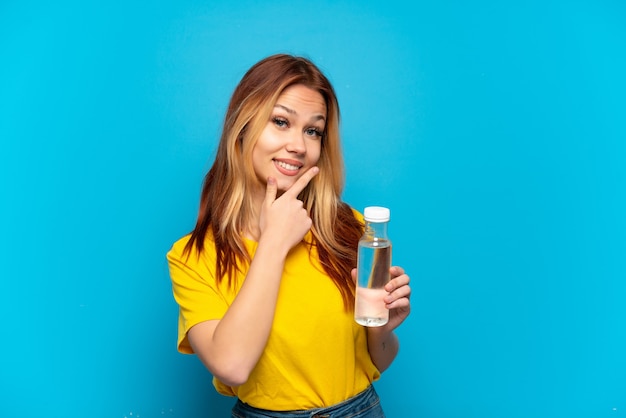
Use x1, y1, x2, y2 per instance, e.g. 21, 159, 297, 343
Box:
1, 1, 625, 417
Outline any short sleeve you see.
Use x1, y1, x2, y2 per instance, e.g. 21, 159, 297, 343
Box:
166, 236, 230, 354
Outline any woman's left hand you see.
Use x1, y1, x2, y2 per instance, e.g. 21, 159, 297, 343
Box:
354, 266, 411, 372
382, 266, 411, 331
352, 266, 411, 332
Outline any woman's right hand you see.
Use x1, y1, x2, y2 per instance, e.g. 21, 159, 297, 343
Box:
259, 166, 319, 253
187, 166, 320, 386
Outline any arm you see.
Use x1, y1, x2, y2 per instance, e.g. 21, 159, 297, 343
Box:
363, 266, 411, 372
188, 168, 319, 386
188, 232, 289, 386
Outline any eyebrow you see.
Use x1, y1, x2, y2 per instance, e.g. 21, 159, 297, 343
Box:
274, 104, 326, 122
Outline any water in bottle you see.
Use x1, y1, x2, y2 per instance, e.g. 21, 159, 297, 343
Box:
355, 206, 391, 327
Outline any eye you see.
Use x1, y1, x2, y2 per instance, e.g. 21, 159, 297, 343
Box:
304, 127, 324, 139
272, 117, 289, 128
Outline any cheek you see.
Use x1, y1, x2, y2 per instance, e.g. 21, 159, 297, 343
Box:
251, 132, 275, 161
308, 142, 322, 163
250, 145, 266, 174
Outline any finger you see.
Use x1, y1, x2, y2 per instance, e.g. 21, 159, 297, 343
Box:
386, 297, 411, 311
385, 274, 410, 292
390, 266, 405, 277
264, 176, 278, 206
283, 166, 319, 198
384, 284, 411, 303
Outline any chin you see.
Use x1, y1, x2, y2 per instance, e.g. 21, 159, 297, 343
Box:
276, 179, 296, 193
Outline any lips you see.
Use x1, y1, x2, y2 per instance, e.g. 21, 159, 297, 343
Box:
274, 159, 303, 175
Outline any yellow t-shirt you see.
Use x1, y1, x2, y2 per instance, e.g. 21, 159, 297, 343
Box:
166, 230, 380, 410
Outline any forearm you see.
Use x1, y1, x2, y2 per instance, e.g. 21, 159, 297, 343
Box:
367, 327, 399, 373
191, 236, 289, 385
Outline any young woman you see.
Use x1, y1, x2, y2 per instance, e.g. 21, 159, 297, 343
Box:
167, 54, 411, 417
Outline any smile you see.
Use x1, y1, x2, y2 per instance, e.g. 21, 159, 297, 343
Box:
275, 160, 302, 171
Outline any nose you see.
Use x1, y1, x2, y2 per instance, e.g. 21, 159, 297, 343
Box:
285, 130, 306, 155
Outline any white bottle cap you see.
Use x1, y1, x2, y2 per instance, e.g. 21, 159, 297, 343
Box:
363, 206, 390, 222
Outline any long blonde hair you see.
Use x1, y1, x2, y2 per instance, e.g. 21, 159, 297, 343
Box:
185, 54, 362, 310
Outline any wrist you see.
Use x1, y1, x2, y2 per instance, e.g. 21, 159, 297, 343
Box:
366, 326, 394, 341
257, 232, 291, 258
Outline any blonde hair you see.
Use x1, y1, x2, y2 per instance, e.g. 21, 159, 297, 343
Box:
185, 54, 362, 310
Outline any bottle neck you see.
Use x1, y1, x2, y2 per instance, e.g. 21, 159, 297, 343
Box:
364, 220, 388, 239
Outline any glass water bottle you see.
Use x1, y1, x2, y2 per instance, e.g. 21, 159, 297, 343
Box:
354, 206, 392, 327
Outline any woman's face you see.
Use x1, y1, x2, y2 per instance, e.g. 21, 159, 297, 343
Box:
252, 84, 326, 195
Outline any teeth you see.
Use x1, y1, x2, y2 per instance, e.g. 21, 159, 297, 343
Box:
276, 161, 300, 171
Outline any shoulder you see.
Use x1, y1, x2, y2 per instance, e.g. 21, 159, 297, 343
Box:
170, 233, 191, 251
339, 203, 363, 224
166, 234, 192, 261
349, 206, 364, 223
166, 232, 221, 287
166, 231, 217, 263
